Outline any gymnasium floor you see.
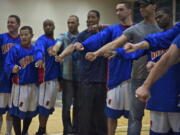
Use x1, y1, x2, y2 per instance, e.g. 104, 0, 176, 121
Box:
1, 92, 150, 135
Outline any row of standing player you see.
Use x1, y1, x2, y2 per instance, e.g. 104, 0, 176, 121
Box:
0, 15, 61, 135
53, 0, 180, 134
52, 0, 180, 135
0, 0, 180, 135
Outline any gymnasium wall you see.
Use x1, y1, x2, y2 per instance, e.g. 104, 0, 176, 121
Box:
0, 0, 127, 38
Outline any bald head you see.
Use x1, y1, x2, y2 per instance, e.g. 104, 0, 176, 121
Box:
43, 19, 55, 37
43, 19, 54, 26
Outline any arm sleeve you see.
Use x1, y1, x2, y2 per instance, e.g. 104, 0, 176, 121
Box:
5, 47, 18, 79
81, 27, 112, 52
71, 37, 78, 44
56, 34, 65, 45
172, 33, 180, 49
122, 26, 134, 41
116, 48, 147, 60
34, 39, 46, 61
144, 22, 180, 51
34, 45, 44, 61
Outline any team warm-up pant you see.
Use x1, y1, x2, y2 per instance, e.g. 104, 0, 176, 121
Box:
78, 82, 107, 135
61, 79, 79, 134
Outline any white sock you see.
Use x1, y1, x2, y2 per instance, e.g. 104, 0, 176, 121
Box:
6, 119, 13, 135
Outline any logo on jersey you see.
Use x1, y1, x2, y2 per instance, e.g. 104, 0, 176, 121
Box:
19, 56, 34, 68
1, 43, 16, 54
151, 49, 167, 59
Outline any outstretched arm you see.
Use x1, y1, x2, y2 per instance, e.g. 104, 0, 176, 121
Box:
85, 35, 128, 61
60, 43, 75, 57
115, 48, 147, 60
50, 33, 68, 56
94, 34, 128, 56
55, 44, 75, 62
82, 26, 116, 52
144, 23, 180, 51
124, 41, 150, 53
5, 47, 20, 78
135, 44, 180, 102
124, 23, 180, 53
50, 41, 62, 56
88, 24, 110, 32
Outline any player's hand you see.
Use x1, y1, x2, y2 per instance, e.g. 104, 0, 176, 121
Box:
135, 85, 150, 102
35, 60, 44, 68
12, 65, 21, 73
47, 46, 55, 56
89, 24, 100, 33
85, 52, 98, 61
103, 51, 117, 59
124, 43, 138, 53
55, 55, 64, 63
146, 61, 155, 72
19, 57, 29, 69
51, 45, 60, 56
2, 44, 8, 54
74, 42, 84, 51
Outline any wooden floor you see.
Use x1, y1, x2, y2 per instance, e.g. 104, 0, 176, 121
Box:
1, 93, 150, 135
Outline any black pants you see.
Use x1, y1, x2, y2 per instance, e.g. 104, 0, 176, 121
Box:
61, 79, 79, 134
78, 82, 107, 135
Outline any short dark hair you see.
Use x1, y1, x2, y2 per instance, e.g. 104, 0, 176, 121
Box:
156, 7, 172, 17
20, 26, 33, 35
69, 15, 79, 22
138, 0, 156, 5
117, 2, 132, 9
88, 10, 100, 18
8, 15, 21, 25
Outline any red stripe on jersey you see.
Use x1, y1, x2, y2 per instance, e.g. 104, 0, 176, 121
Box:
38, 67, 45, 84
12, 74, 19, 84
